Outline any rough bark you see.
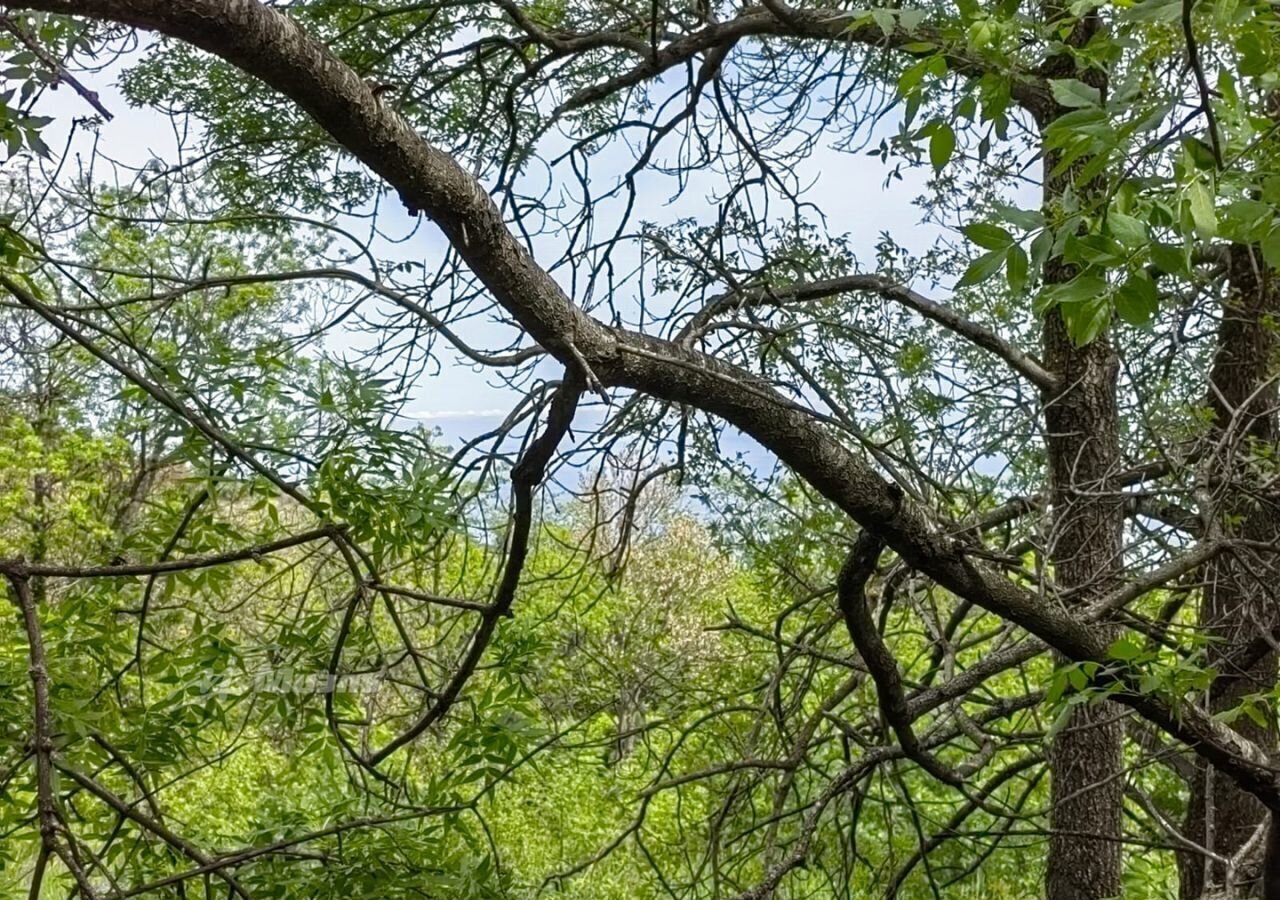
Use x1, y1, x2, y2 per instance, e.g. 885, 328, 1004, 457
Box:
1181, 245, 1280, 900
1037, 6, 1127, 896
1041, 298, 1126, 900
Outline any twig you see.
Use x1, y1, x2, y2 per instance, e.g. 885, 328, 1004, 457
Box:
1181, 0, 1222, 167
0, 525, 338, 579
0, 14, 113, 120
679, 273, 1060, 392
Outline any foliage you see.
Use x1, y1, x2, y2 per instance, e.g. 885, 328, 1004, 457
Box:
0, 0, 1277, 897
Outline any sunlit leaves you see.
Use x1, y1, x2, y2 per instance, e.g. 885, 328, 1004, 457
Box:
1005, 244, 1029, 293
1181, 136, 1218, 171
1234, 20, 1275, 76
1043, 107, 1116, 178
1220, 198, 1273, 242
524, 0, 566, 28
1118, 0, 1182, 23
1106, 212, 1148, 248
957, 220, 1036, 297
1059, 293, 1113, 345
1263, 227, 1280, 268
957, 247, 1008, 287
1044, 635, 1216, 740
4, 0, 1280, 893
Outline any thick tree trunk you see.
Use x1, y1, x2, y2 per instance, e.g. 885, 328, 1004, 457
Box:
1180, 245, 1280, 899
1037, 8, 1126, 894
1042, 310, 1127, 900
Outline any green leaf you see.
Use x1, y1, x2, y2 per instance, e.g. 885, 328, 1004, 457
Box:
1150, 242, 1189, 277
1121, 0, 1181, 22
1050, 78, 1101, 109
898, 6, 925, 30
1047, 671, 1068, 705
1045, 703, 1076, 739
1115, 271, 1159, 326
1107, 212, 1147, 248
1262, 227, 1280, 269
898, 59, 930, 97
1264, 177, 1280, 206
1181, 136, 1217, 171
995, 204, 1046, 230
1043, 108, 1110, 151
869, 8, 897, 35
930, 122, 955, 170
1067, 233, 1124, 266
957, 248, 1008, 287
1222, 199, 1272, 242
963, 222, 1015, 250
1187, 181, 1217, 238
1237, 26, 1273, 76
1006, 245, 1029, 294
1242, 700, 1271, 729
1107, 635, 1145, 662
967, 18, 994, 48
1060, 294, 1112, 345
1030, 229, 1054, 273
1047, 273, 1107, 305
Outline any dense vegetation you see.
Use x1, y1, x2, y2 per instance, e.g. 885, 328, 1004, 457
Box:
0, 0, 1279, 897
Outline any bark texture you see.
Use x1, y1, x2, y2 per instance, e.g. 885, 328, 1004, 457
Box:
1038, 6, 1126, 895
1041, 305, 1126, 900
1181, 245, 1280, 900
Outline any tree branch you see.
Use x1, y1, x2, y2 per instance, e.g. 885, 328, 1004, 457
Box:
0, 13, 113, 119
837, 530, 964, 785
680, 273, 1059, 392
0, 525, 338, 579
547, 4, 1052, 116
6, 573, 102, 900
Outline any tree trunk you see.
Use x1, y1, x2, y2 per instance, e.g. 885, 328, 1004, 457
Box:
606, 682, 644, 766
1180, 244, 1280, 899
1042, 310, 1127, 900
1037, 8, 1126, 894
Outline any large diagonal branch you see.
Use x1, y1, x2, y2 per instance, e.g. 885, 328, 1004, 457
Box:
18, 0, 1280, 803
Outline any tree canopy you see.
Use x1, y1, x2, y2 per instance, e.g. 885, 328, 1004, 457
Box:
0, 0, 1279, 897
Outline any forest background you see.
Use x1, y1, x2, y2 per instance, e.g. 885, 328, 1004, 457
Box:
2, 0, 1280, 898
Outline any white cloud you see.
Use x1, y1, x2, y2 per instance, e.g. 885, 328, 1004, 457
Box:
405, 408, 507, 421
